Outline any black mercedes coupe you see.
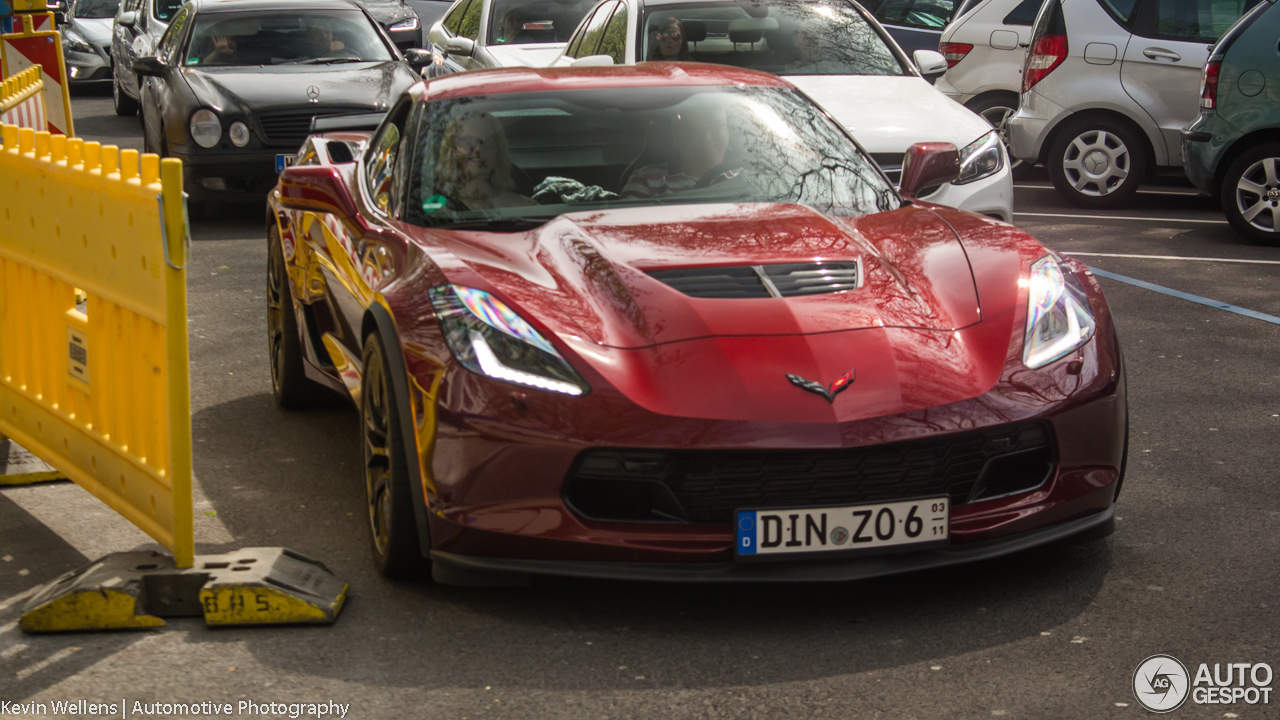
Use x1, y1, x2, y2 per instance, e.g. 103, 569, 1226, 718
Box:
133, 0, 430, 212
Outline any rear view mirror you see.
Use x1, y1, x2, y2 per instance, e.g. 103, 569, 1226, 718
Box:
131, 56, 166, 77
913, 49, 948, 77
898, 142, 960, 199
444, 36, 474, 57
570, 55, 614, 68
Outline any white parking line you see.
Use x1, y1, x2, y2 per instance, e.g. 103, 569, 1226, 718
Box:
1015, 212, 1227, 224
1014, 183, 1201, 197
1068, 252, 1280, 265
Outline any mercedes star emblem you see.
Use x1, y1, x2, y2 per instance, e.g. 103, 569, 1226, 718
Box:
307, 86, 320, 103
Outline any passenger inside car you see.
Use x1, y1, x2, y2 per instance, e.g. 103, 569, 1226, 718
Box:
647, 17, 692, 61
435, 111, 537, 211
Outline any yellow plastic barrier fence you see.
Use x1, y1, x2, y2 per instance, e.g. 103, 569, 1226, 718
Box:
1, 123, 348, 632
0, 65, 45, 130
0, 124, 193, 564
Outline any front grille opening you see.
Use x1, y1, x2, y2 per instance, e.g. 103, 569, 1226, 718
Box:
969, 447, 1054, 501
564, 422, 1056, 524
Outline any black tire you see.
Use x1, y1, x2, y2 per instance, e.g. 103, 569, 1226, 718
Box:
1220, 142, 1280, 246
1049, 116, 1148, 209
966, 93, 1031, 179
112, 74, 138, 117
267, 224, 328, 408
361, 331, 428, 579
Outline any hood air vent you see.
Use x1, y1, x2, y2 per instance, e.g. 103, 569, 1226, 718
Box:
649, 262, 859, 299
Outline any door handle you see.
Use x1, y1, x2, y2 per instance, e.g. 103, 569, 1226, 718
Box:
1143, 47, 1181, 61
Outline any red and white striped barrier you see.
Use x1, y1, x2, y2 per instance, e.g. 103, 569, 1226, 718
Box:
0, 65, 46, 130
1, 12, 72, 136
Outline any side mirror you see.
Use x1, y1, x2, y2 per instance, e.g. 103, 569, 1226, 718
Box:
118, 11, 137, 28
898, 142, 960, 199
402, 47, 433, 71
131, 56, 166, 77
913, 49, 948, 77
277, 166, 362, 222
570, 54, 614, 67
444, 36, 474, 57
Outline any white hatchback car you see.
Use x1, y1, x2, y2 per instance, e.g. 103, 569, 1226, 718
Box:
933, 0, 1045, 171
550, 0, 1014, 221
425, 0, 596, 75
1006, 0, 1257, 208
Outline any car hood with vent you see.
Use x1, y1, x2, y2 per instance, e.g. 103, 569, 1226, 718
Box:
180, 61, 418, 118
433, 202, 982, 350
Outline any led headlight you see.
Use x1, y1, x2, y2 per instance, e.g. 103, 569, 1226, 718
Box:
429, 285, 588, 396
1023, 256, 1096, 369
229, 121, 250, 147
955, 130, 1004, 185
189, 109, 222, 148
389, 16, 419, 31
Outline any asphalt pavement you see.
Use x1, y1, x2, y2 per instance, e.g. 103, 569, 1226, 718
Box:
1, 88, 1276, 719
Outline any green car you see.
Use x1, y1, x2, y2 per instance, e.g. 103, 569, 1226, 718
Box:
1183, 0, 1280, 246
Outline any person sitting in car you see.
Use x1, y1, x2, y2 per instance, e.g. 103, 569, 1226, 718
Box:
786, 22, 842, 74
622, 97, 742, 198
497, 8, 525, 43
299, 17, 354, 58
202, 34, 243, 65
647, 17, 692, 61
435, 111, 536, 211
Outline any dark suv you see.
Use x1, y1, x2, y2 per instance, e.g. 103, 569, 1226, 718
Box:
1183, 0, 1280, 245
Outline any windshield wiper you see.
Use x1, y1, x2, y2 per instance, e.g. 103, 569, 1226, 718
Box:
435, 217, 548, 232
295, 57, 369, 65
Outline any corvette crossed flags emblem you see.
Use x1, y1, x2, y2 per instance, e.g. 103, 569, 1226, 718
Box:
785, 369, 855, 403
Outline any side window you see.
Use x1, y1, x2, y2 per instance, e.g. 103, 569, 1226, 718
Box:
457, 0, 483, 40
365, 101, 412, 215
1096, 0, 1142, 27
1003, 0, 1044, 25
157, 6, 191, 63
597, 2, 628, 64
571, 0, 616, 58
868, 0, 960, 30
442, 0, 475, 35
1135, 0, 1253, 42
565, 4, 603, 57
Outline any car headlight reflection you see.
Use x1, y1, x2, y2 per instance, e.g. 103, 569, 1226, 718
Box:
229, 121, 250, 147
389, 16, 419, 31
429, 285, 588, 396
1023, 256, 1096, 369
955, 130, 1004, 185
189, 109, 222, 148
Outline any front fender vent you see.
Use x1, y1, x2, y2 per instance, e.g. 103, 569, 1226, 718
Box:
649, 261, 859, 299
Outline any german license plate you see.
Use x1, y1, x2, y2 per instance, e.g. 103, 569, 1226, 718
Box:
736, 497, 949, 558
275, 154, 296, 173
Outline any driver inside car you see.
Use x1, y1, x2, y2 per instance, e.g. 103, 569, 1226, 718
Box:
622, 96, 743, 199
301, 17, 351, 57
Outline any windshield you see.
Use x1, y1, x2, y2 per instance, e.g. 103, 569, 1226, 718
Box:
640, 0, 907, 76
488, 0, 596, 44
404, 86, 898, 230
74, 0, 120, 19
184, 10, 394, 67
154, 0, 184, 22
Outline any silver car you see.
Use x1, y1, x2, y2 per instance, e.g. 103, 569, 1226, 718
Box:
425, 0, 595, 76
1006, 0, 1257, 208
110, 0, 184, 116
63, 0, 121, 85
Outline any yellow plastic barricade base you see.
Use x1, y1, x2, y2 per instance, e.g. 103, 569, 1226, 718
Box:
20, 548, 349, 633
0, 435, 66, 485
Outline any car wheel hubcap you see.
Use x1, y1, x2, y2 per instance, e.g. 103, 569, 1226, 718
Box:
1062, 130, 1129, 196
979, 105, 1022, 172
362, 356, 393, 556
266, 241, 286, 394
1236, 157, 1280, 233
